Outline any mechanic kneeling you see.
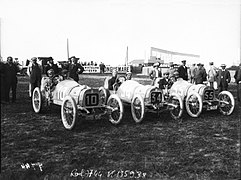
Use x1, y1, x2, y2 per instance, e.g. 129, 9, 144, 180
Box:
41, 69, 60, 103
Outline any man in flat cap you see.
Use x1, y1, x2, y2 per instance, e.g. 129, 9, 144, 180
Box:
149, 62, 162, 85
178, 60, 188, 81
157, 71, 172, 90
217, 64, 231, 93
168, 62, 176, 79
207, 62, 218, 88
27, 57, 42, 97
194, 63, 206, 84
68, 56, 84, 82
189, 63, 197, 84
234, 63, 241, 104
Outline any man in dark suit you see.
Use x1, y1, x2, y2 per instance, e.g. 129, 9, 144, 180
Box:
158, 72, 172, 89
45, 57, 59, 76
0, 61, 6, 103
108, 69, 121, 90
194, 63, 207, 84
149, 62, 162, 85
27, 57, 42, 97
217, 64, 231, 93
178, 60, 188, 80
234, 63, 241, 104
68, 56, 84, 82
4, 56, 20, 103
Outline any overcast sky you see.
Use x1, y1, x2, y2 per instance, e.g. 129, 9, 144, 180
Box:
0, 0, 240, 66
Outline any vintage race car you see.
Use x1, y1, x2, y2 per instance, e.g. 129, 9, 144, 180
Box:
100, 78, 184, 124
169, 78, 235, 117
32, 78, 121, 130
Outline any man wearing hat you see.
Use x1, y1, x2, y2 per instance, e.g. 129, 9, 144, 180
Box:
178, 60, 188, 81
107, 68, 121, 90
234, 63, 241, 104
149, 62, 162, 85
126, 71, 132, 80
27, 57, 42, 97
168, 62, 176, 78
217, 64, 231, 93
194, 63, 206, 84
45, 57, 59, 76
68, 56, 84, 82
189, 63, 197, 84
208, 62, 218, 88
4, 56, 20, 103
157, 71, 172, 89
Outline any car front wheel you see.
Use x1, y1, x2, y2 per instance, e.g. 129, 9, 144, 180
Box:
61, 96, 78, 130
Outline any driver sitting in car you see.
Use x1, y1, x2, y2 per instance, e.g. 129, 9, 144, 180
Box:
158, 72, 172, 89
108, 69, 121, 90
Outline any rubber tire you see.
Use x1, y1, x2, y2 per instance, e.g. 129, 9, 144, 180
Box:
218, 91, 235, 115
107, 94, 123, 125
32, 87, 43, 113
61, 96, 78, 130
185, 91, 203, 118
131, 94, 145, 123
169, 93, 183, 120
99, 87, 110, 105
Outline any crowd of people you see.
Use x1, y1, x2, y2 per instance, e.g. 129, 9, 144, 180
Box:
0, 56, 85, 103
0, 56, 20, 103
1, 56, 241, 106
149, 60, 241, 105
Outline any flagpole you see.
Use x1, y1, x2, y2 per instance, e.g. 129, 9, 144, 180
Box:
67, 38, 69, 61
126, 46, 128, 66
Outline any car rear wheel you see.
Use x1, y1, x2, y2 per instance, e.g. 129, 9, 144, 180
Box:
61, 96, 78, 130
32, 87, 43, 113
107, 94, 123, 125
131, 94, 145, 123
185, 91, 202, 118
168, 93, 183, 120
218, 91, 235, 115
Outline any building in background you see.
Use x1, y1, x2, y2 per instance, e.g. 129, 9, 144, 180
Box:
144, 47, 200, 66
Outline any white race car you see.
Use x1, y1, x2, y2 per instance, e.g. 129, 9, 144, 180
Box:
169, 78, 235, 117
32, 78, 121, 130
100, 78, 184, 124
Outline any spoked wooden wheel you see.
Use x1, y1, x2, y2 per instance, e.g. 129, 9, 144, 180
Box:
168, 93, 183, 120
99, 87, 110, 105
107, 94, 123, 125
218, 91, 235, 115
185, 91, 203, 118
32, 87, 43, 113
61, 96, 78, 130
131, 94, 145, 123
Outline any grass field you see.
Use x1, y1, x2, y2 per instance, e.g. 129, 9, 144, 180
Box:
1, 75, 240, 180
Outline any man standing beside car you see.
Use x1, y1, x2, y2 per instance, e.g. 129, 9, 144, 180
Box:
68, 56, 84, 82
149, 62, 162, 85
27, 57, 42, 97
207, 62, 218, 88
4, 56, 20, 103
178, 60, 188, 81
217, 64, 231, 93
45, 57, 59, 76
234, 63, 241, 105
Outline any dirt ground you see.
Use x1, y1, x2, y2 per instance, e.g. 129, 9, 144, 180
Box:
1, 75, 240, 180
